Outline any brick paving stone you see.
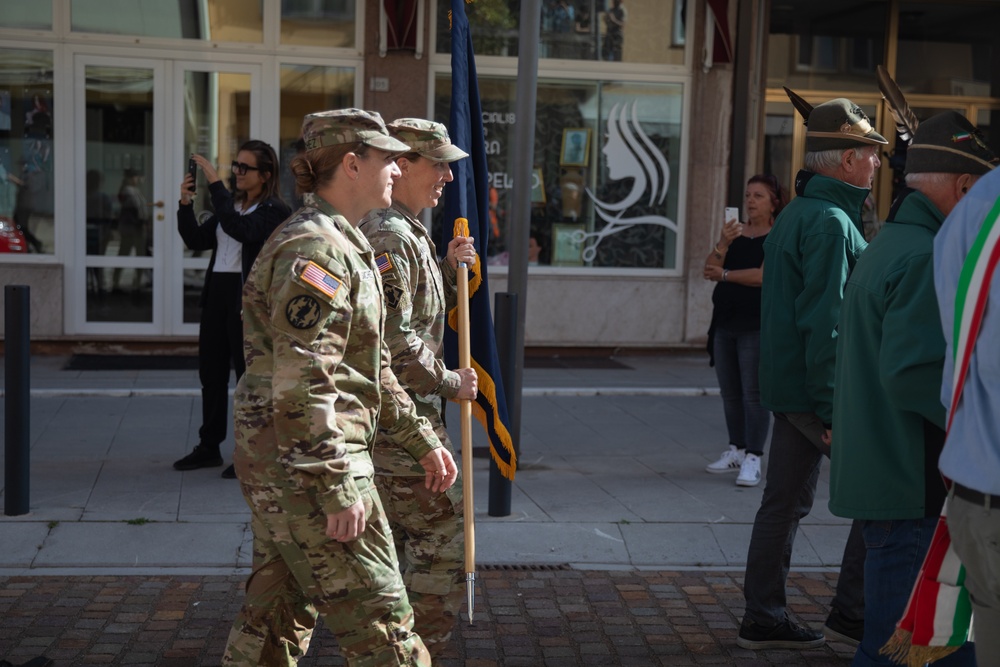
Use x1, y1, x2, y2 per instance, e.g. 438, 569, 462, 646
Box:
0, 571, 858, 666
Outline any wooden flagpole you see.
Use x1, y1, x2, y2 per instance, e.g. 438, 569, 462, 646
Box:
454, 217, 476, 624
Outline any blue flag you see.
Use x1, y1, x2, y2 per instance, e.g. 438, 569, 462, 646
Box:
442, 0, 517, 480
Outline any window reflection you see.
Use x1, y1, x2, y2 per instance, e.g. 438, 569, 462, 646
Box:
436, 0, 686, 66
71, 0, 264, 42
0, 0, 52, 29
0, 49, 54, 255
897, 2, 1000, 97
278, 64, 354, 207
768, 0, 885, 91
182, 71, 252, 221
434, 75, 682, 270
281, 0, 355, 47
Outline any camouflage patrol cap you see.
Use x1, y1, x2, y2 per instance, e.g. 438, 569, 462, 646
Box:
905, 111, 998, 176
301, 108, 410, 153
806, 98, 888, 152
388, 118, 469, 162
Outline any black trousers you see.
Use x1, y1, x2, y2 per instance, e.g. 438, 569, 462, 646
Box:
198, 272, 245, 449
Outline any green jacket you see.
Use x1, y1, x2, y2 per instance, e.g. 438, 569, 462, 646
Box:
759, 171, 869, 424
359, 202, 462, 476
829, 188, 948, 520
233, 194, 440, 515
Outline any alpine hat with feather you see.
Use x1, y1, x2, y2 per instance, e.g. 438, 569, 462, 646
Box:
905, 111, 997, 176
875, 65, 998, 175
783, 88, 888, 152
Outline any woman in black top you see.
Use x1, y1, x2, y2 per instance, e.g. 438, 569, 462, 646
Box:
703, 174, 786, 487
173, 140, 292, 478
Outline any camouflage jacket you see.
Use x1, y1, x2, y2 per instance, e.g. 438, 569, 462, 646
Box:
233, 193, 441, 513
359, 202, 462, 475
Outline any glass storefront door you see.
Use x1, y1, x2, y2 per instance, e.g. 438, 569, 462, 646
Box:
73, 55, 259, 335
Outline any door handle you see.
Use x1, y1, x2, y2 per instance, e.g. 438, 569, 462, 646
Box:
150, 200, 165, 208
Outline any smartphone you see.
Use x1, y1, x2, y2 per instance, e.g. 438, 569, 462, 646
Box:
724, 207, 739, 225
187, 156, 197, 192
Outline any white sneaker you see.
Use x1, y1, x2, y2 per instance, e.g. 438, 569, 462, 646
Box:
706, 445, 745, 474
736, 453, 762, 487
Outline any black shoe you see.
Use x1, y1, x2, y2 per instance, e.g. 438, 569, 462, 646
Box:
737, 617, 826, 650
823, 608, 863, 647
173, 445, 223, 471
221, 464, 237, 479
0, 658, 54, 667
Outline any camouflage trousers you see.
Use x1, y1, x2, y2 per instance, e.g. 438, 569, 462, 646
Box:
223, 478, 430, 666
375, 471, 464, 658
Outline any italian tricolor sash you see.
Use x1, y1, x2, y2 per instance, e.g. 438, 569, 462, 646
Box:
881, 193, 1000, 665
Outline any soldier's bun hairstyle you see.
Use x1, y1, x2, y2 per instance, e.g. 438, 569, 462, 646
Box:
290, 143, 369, 196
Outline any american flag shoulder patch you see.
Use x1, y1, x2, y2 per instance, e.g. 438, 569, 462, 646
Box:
300, 261, 341, 299
375, 252, 393, 274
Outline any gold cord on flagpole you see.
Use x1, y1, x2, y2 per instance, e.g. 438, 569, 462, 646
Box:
454, 217, 476, 624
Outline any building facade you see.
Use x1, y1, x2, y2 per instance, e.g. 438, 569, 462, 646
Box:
0, 0, 997, 348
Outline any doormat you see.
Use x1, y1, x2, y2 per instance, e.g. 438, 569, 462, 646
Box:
524, 356, 631, 370
64, 354, 200, 371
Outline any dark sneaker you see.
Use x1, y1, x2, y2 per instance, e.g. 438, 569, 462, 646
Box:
221, 464, 237, 479
173, 445, 223, 471
823, 608, 863, 647
737, 617, 826, 650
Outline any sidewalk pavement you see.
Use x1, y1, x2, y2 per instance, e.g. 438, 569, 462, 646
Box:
0, 352, 857, 665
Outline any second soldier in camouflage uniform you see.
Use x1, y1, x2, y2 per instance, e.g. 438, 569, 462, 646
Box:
358, 118, 478, 657
223, 109, 459, 667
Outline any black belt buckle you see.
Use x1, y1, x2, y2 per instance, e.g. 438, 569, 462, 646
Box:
953, 483, 999, 508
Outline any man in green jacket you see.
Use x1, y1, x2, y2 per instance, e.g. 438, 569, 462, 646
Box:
739, 98, 886, 651
830, 111, 995, 664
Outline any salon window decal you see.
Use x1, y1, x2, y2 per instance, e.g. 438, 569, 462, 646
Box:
576, 101, 675, 262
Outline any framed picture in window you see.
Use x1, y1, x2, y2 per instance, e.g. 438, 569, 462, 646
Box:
551, 223, 585, 266
560, 128, 591, 167
531, 167, 546, 204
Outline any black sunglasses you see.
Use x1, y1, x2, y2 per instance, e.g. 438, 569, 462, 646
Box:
231, 161, 261, 175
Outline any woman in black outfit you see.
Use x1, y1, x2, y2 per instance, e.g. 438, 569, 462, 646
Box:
703, 174, 786, 487
173, 140, 292, 478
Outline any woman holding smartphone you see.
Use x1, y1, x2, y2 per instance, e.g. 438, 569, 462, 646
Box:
173, 140, 291, 478
703, 174, 786, 487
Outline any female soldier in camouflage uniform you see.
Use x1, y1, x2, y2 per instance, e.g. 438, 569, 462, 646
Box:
222, 109, 457, 667
358, 118, 478, 658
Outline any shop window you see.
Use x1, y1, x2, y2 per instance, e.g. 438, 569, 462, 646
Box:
277, 64, 355, 207
71, 0, 264, 43
435, 0, 687, 66
281, 0, 356, 48
0, 48, 54, 255
433, 75, 683, 270
768, 0, 885, 92
0, 0, 52, 29
896, 2, 1000, 99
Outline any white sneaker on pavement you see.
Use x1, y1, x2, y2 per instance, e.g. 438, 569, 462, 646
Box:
705, 445, 745, 474
736, 453, 762, 487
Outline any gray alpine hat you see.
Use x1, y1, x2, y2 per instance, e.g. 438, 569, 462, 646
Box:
806, 98, 888, 152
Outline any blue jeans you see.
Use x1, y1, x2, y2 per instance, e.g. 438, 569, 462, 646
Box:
743, 413, 865, 626
853, 518, 976, 666
712, 327, 771, 456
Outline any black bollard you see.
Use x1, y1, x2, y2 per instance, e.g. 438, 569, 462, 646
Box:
5, 285, 31, 516
489, 292, 516, 517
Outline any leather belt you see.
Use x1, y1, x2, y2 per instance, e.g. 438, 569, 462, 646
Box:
953, 483, 1000, 508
